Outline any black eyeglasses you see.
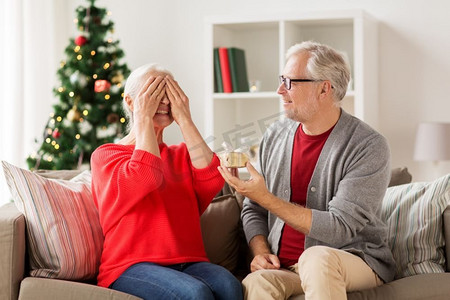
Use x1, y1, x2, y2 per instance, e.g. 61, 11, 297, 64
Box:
278, 75, 321, 90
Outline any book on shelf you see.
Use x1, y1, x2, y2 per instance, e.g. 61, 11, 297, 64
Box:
227, 47, 249, 92
213, 48, 223, 93
218, 47, 233, 93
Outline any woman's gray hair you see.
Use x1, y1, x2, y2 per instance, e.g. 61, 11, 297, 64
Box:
122, 63, 172, 132
286, 41, 350, 101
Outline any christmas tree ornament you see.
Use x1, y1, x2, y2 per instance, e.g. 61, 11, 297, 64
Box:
70, 71, 88, 88
107, 113, 119, 123
110, 84, 120, 94
78, 74, 88, 87
83, 15, 91, 24
95, 79, 111, 92
52, 128, 61, 139
75, 35, 88, 46
67, 105, 82, 122
111, 72, 124, 84
70, 72, 78, 83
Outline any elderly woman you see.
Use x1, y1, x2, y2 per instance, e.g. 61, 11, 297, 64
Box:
90, 64, 243, 300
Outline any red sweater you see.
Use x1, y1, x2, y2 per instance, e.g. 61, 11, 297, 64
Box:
90, 143, 224, 288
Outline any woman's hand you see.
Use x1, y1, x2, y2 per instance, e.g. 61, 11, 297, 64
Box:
163, 75, 213, 168
133, 76, 166, 130
165, 76, 192, 126
132, 75, 165, 157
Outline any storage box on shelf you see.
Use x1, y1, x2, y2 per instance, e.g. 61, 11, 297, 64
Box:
204, 10, 378, 152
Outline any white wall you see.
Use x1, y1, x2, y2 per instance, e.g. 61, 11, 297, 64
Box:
58, 0, 450, 181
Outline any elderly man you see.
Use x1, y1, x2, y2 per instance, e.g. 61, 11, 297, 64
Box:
218, 41, 395, 300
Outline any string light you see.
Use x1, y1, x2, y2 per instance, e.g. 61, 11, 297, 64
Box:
50, 112, 55, 117
47, 128, 52, 135
120, 117, 126, 123
58, 87, 64, 93
93, 74, 98, 79
51, 141, 56, 146
107, 38, 113, 43
121, 93, 124, 98
105, 94, 110, 100
75, 134, 81, 139
50, 119, 55, 125
69, 92, 75, 97
91, 50, 96, 56
82, 110, 89, 116
55, 144, 60, 150
56, 116, 62, 122
46, 138, 51, 143
74, 46, 81, 52
77, 54, 82, 60
103, 63, 110, 70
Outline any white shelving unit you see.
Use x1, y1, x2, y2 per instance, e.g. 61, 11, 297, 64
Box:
204, 10, 378, 151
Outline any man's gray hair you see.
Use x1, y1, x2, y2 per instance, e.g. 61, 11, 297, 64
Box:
286, 41, 350, 101
122, 63, 172, 132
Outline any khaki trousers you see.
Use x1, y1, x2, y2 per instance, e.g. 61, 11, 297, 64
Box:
242, 246, 384, 300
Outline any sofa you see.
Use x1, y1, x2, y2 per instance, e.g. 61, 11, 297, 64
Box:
1, 164, 450, 300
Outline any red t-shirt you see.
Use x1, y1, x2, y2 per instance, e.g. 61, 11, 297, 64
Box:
278, 125, 333, 268
90, 143, 224, 287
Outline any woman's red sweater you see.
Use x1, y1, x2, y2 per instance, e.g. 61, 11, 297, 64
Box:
90, 143, 224, 288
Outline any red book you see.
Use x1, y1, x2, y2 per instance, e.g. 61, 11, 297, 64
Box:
218, 47, 233, 93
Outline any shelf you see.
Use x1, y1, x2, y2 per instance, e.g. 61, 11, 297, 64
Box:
214, 90, 353, 99
213, 91, 279, 99
205, 10, 378, 150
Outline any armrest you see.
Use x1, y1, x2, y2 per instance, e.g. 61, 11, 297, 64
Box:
444, 205, 450, 272
0, 203, 26, 300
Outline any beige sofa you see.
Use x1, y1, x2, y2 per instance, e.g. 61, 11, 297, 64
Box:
1, 169, 450, 300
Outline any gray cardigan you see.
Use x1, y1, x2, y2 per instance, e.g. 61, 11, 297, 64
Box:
241, 110, 396, 283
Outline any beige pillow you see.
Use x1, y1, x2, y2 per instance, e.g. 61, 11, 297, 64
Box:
2, 161, 103, 280
201, 186, 242, 272
382, 174, 450, 279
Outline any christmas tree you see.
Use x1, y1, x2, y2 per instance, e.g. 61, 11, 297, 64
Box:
27, 0, 130, 170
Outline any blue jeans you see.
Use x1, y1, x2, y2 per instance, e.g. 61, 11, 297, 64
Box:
110, 262, 243, 300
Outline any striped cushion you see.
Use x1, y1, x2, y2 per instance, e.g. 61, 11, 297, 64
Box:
1, 161, 103, 280
381, 173, 450, 279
